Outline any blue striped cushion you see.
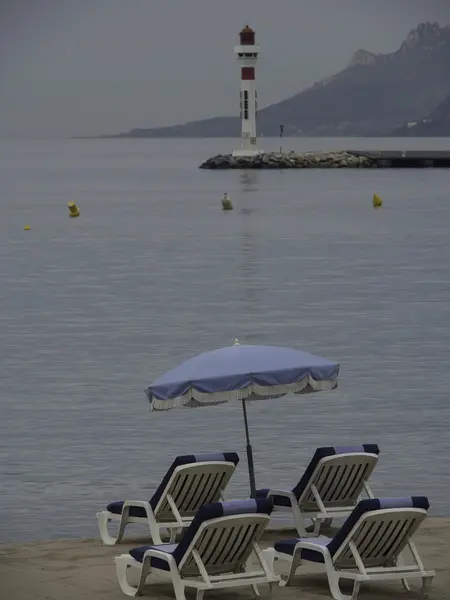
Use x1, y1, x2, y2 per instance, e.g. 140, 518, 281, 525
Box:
172, 499, 273, 565
327, 497, 429, 557
292, 444, 380, 499
256, 445, 379, 505
107, 452, 239, 514
150, 452, 239, 509
274, 497, 429, 564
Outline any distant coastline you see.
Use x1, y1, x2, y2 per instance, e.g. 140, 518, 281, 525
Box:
87, 22, 450, 141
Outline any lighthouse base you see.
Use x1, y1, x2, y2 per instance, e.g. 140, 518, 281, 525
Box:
232, 148, 263, 158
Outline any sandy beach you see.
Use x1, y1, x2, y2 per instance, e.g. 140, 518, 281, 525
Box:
1, 518, 448, 600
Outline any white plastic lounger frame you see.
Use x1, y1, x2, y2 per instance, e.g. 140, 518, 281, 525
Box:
267, 451, 377, 537
115, 501, 280, 598
97, 459, 236, 545
264, 499, 435, 600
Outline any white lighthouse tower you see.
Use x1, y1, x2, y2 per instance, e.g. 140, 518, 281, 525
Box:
232, 25, 261, 157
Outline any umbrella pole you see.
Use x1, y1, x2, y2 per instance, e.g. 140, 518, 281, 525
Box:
242, 399, 257, 498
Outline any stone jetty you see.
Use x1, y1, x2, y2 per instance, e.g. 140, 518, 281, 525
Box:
200, 151, 377, 169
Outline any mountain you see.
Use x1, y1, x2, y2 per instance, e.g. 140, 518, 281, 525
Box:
107, 21, 450, 138
392, 94, 450, 136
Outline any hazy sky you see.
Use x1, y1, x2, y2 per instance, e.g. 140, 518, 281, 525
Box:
1, 0, 449, 138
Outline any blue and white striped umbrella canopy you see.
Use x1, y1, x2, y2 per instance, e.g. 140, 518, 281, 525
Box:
146, 342, 339, 411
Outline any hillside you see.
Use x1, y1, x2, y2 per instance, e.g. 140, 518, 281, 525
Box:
393, 94, 450, 136
107, 21, 450, 138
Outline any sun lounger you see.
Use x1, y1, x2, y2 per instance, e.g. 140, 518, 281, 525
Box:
115, 498, 280, 598
256, 444, 379, 536
263, 496, 435, 600
97, 452, 239, 545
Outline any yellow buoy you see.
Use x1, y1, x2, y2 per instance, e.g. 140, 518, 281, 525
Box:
68, 201, 80, 217
221, 193, 233, 211
372, 193, 382, 208
24, 224, 30, 230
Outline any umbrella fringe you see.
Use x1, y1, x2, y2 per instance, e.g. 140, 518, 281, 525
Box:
148, 376, 338, 412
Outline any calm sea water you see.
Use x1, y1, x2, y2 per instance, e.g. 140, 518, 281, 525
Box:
1, 137, 450, 543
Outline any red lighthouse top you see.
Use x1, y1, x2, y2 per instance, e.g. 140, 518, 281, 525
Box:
239, 25, 255, 46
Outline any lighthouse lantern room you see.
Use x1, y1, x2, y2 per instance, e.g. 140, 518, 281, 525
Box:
232, 25, 261, 157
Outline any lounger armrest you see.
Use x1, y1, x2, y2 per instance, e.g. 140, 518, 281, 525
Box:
122, 500, 155, 517
294, 540, 329, 553
267, 489, 297, 505
295, 540, 333, 563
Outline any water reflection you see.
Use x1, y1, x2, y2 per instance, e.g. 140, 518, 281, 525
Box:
236, 192, 266, 343
239, 170, 260, 194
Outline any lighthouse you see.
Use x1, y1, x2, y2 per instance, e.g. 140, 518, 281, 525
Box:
232, 25, 261, 157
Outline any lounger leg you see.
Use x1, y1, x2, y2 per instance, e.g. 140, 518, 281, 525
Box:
351, 581, 361, 600
97, 511, 128, 546
170, 568, 187, 600
311, 516, 333, 536
397, 553, 411, 592
196, 590, 204, 600
291, 503, 310, 537
136, 559, 153, 596
280, 553, 303, 587
241, 554, 261, 597
327, 573, 356, 600
168, 527, 182, 543
251, 547, 277, 598
420, 575, 433, 600
115, 555, 149, 597
313, 518, 321, 536
261, 548, 276, 572
148, 521, 163, 545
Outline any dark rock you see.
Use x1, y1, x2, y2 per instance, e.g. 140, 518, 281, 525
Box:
199, 151, 375, 169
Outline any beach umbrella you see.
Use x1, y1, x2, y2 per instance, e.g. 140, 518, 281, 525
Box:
146, 339, 339, 497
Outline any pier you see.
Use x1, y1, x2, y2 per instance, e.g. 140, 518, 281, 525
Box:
347, 150, 450, 168
199, 150, 450, 169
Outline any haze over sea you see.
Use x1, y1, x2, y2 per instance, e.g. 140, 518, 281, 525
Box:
1, 137, 450, 543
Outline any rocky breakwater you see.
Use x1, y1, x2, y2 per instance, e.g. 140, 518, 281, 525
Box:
199, 151, 376, 169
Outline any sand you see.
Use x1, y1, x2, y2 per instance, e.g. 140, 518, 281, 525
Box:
0, 518, 448, 600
